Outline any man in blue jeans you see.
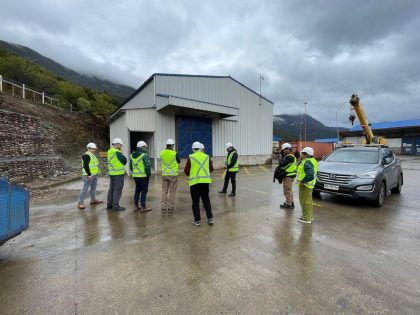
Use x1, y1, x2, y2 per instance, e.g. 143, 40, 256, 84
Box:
130, 141, 152, 213
78, 142, 103, 209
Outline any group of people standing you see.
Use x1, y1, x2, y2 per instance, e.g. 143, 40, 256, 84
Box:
78, 138, 317, 225
276, 142, 318, 224
78, 139, 239, 226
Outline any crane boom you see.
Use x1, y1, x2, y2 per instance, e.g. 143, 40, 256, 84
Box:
349, 94, 375, 144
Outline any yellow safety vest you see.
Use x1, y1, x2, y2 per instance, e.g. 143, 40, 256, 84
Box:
107, 147, 125, 176
281, 153, 297, 177
131, 153, 146, 178
227, 150, 239, 172
160, 149, 179, 176
82, 151, 100, 176
189, 151, 212, 186
296, 157, 318, 189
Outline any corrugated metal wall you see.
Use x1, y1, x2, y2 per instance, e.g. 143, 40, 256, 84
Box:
122, 82, 154, 110
126, 108, 156, 132
154, 75, 273, 157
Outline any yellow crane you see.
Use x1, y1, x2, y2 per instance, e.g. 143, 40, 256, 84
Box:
348, 94, 386, 145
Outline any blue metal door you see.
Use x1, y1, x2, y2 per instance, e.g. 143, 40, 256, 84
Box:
176, 115, 212, 158
401, 137, 415, 155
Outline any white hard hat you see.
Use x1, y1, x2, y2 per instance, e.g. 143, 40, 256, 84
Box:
200, 143, 205, 149
281, 143, 292, 151
166, 139, 175, 145
192, 141, 202, 149
225, 142, 233, 149
86, 142, 97, 149
137, 141, 147, 148
301, 147, 314, 156
112, 138, 123, 145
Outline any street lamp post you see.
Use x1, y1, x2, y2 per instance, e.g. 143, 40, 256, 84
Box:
336, 102, 348, 142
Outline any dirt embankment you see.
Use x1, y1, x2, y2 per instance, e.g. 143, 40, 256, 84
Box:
0, 93, 109, 187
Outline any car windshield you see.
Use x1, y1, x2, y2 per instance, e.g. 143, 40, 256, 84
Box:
325, 150, 379, 164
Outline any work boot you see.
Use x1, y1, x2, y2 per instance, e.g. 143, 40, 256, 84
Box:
280, 202, 294, 209
191, 220, 201, 226
218, 190, 226, 194
106, 205, 112, 210
161, 208, 167, 213
140, 206, 152, 213
78, 202, 86, 209
207, 218, 214, 225
167, 208, 174, 213
113, 206, 126, 211
228, 192, 236, 197
134, 205, 141, 212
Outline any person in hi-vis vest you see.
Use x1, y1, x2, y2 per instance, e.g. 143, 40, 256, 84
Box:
218, 142, 239, 197
130, 141, 152, 213
160, 139, 180, 213
184, 142, 214, 226
78, 142, 103, 209
296, 147, 318, 224
106, 138, 127, 211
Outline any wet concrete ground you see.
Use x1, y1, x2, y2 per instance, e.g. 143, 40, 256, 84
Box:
1, 159, 420, 314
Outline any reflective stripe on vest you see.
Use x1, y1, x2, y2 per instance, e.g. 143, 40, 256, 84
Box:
160, 149, 178, 176
189, 152, 212, 186
227, 150, 239, 172
82, 151, 100, 176
131, 153, 146, 178
281, 153, 297, 176
296, 157, 318, 189
107, 147, 125, 176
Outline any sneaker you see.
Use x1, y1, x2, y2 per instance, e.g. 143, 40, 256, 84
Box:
134, 205, 141, 212
191, 220, 201, 226
161, 208, 167, 213
167, 208, 174, 213
280, 203, 294, 209
228, 192, 236, 197
297, 217, 312, 224
208, 218, 214, 225
113, 206, 126, 211
78, 202, 86, 209
218, 190, 226, 194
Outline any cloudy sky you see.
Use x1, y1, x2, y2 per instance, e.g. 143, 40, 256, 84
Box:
1, 0, 419, 126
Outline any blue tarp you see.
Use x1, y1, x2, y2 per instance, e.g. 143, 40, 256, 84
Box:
0, 178, 29, 245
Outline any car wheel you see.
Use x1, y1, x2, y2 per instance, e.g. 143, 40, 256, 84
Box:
391, 174, 403, 194
374, 182, 386, 207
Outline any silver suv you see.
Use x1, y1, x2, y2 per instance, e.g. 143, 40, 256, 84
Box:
314, 146, 403, 207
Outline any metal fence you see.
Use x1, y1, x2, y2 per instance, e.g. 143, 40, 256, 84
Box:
0, 74, 59, 107
0, 177, 30, 245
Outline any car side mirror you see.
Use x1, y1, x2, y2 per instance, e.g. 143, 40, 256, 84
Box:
321, 155, 326, 161
383, 157, 392, 165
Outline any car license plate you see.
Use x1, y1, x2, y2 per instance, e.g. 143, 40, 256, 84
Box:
324, 184, 339, 191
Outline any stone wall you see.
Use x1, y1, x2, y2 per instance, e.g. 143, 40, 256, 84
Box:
0, 109, 68, 183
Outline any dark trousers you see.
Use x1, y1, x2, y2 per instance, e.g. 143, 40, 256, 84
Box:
107, 175, 124, 208
222, 171, 237, 193
134, 177, 149, 207
190, 183, 213, 222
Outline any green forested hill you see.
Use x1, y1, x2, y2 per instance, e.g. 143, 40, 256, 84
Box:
0, 40, 135, 99
0, 46, 118, 121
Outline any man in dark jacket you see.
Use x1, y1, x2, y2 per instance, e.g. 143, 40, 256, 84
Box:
130, 141, 152, 213
218, 142, 239, 197
278, 142, 297, 209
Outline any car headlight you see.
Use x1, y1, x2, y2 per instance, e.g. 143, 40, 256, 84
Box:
356, 171, 378, 179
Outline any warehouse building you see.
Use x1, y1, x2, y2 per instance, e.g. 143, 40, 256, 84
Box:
340, 119, 420, 155
109, 73, 273, 171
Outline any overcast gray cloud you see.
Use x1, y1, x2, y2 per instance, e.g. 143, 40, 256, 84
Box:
1, 0, 419, 127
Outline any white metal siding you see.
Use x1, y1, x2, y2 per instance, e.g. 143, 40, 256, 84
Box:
126, 108, 157, 131
386, 138, 402, 148
121, 82, 154, 110
155, 75, 273, 157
